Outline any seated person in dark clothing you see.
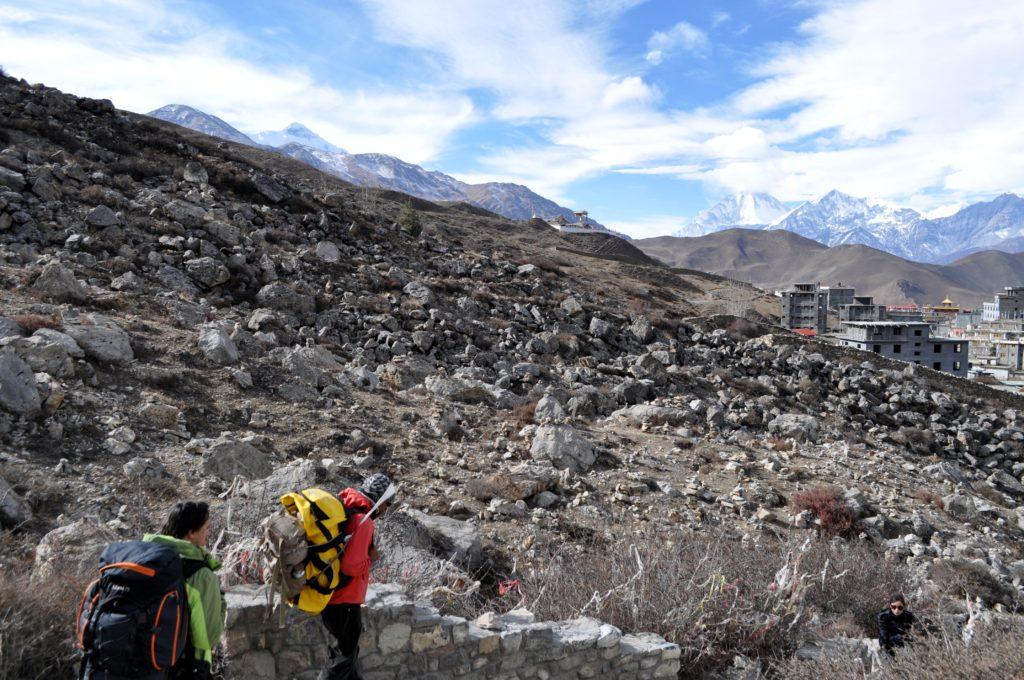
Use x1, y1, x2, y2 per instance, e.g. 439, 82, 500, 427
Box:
878, 593, 917, 654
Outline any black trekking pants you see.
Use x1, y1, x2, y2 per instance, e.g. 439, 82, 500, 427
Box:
319, 604, 363, 680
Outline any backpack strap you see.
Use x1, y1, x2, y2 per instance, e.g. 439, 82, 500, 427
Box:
182, 557, 206, 581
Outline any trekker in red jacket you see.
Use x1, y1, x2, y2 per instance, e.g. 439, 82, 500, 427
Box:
318, 473, 393, 680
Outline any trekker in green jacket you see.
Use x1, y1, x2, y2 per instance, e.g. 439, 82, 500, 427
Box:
144, 501, 227, 680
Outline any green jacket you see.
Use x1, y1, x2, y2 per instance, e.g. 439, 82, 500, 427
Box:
144, 534, 226, 665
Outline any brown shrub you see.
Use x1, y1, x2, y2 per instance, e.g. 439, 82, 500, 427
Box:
510, 400, 538, 427
915, 488, 945, 510
725, 317, 762, 340
0, 566, 87, 679
11, 314, 62, 333
973, 484, 1009, 508
790, 486, 859, 538
766, 436, 794, 452
734, 377, 771, 397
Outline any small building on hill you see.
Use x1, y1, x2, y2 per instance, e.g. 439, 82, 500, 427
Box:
780, 282, 828, 334
836, 321, 968, 377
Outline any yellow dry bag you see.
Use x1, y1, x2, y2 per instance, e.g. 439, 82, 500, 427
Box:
279, 488, 348, 613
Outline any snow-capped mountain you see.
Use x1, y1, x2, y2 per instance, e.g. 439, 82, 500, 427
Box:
252, 123, 346, 154
147, 104, 601, 229
673, 193, 789, 236
275, 143, 602, 227
916, 194, 1024, 263
767, 190, 923, 258
148, 104, 257, 146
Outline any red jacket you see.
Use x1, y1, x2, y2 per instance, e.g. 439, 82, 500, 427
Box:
328, 488, 375, 605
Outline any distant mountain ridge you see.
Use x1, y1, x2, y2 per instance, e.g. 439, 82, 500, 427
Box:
680, 190, 1024, 263
637, 228, 1024, 307
147, 104, 600, 229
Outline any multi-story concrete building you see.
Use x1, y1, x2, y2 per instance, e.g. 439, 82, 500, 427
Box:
983, 287, 1024, 321
821, 283, 855, 311
839, 295, 887, 323
781, 283, 827, 333
836, 321, 968, 377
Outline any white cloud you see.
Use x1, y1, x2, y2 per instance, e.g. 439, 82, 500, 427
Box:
645, 21, 708, 64
711, 11, 730, 27
605, 214, 686, 238
0, 0, 475, 163
602, 76, 657, 107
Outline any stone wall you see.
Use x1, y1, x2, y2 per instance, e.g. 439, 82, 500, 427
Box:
223, 584, 681, 679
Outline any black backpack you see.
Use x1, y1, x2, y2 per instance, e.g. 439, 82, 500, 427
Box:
77, 541, 203, 679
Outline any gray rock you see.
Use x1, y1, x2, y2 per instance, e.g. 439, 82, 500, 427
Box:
185, 257, 230, 288
31, 262, 86, 302
86, 204, 119, 227
0, 317, 22, 340
156, 265, 200, 295
610, 404, 689, 427
250, 459, 319, 498
33, 518, 118, 583
198, 327, 239, 365
204, 220, 240, 247
589, 317, 614, 339
163, 199, 207, 227
943, 494, 980, 522
0, 335, 74, 377
0, 348, 41, 417
315, 241, 341, 263
0, 477, 31, 528
251, 172, 287, 203
64, 314, 134, 364
530, 425, 596, 473
110, 271, 143, 291
767, 414, 820, 442
138, 402, 181, 428
533, 395, 566, 422
403, 281, 434, 305
561, 296, 584, 315
256, 282, 315, 316
282, 345, 344, 387
183, 161, 209, 184
32, 328, 84, 357
0, 166, 25, 191
201, 439, 273, 480
403, 508, 483, 569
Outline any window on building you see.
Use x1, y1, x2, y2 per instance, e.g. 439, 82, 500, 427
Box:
954, 343, 962, 352
873, 344, 881, 353
934, 344, 942, 353
933, 361, 942, 370
914, 351, 920, 356
953, 361, 961, 371
894, 327, 903, 335
893, 344, 902, 353
914, 329, 922, 336
914, 361, 920, 364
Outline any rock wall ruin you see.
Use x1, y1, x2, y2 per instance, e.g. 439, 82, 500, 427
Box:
223, 584, 681, 679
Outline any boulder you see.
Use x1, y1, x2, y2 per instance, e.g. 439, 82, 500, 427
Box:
64, 314, 134, 364
403, 281, 435, 305
256, 282, 315, 316
183, 161, 209, 184
589, 317, 614, 339
0, 166, 25, 191
34, 328, 85, 357
943, 494, 980, 522
530, 425, 597, 473
533, 395, 566, 422
0, 348, 41, 417
402, 508, 483, 569
31, 262, 86, 302
163, 199, 207, 227
85, 204, 119, 227
767, 414, 820, 442
315, 241, 341, 263
185, 257, 230, 288
249, 459, 320, 498
33, 518, 118, 583
204, 220, 240, 247
561, 296, 584, 315
0, 317, 22, 340
138, 402, 181, 428
610, 404, 689, 427
282, 346, 344, 387
0, 335, 74, 377
198, 327, 239, 365
0, 477, 31, 528
201, 439, 273, 480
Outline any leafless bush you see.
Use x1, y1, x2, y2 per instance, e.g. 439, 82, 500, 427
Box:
790, 486, 859, 538
504, 532, 865, 676
930, 560, 1020, 609
0, 566, 87, 679
776, 617, 1024, 679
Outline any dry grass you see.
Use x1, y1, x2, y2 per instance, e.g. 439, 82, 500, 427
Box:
510, 400, 538, 427
0, 566, 87, 679
929, 560, 1020, 609
790, 486, 859, 538
10, 314, 61, 333
456, 530, 910, 678
915, 488, 945, 511
776, 618, 1024, 679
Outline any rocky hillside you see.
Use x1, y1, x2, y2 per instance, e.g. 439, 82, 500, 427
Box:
2, 75, 1024, 677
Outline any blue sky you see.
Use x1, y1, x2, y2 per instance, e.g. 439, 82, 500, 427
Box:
2, 1, 1023, 237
